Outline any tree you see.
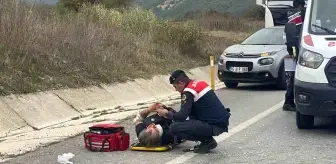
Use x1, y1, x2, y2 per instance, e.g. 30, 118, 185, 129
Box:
101, 0, 135, 9
58, 0, 135, 12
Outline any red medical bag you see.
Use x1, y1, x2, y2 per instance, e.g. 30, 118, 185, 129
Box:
83, 123, 130, 152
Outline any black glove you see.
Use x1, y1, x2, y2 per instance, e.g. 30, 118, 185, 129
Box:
162, 105, 176, 113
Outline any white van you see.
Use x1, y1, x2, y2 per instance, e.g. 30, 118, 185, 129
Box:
289, 0, 336, 129
258, 0, 336, 129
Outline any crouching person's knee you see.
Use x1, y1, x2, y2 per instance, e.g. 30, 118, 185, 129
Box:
170, 122, 183, 136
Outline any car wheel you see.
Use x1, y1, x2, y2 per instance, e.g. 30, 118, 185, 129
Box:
296, 111, 314, 129
276, 61, 287, 90
224, 82, 238, 88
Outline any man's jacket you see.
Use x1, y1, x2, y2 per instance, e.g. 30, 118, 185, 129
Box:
285, 8, 306, 58
167, 80, 231, 131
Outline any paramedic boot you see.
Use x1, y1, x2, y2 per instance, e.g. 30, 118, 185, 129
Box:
283, 103, 296, 111
194, 137, 217, 154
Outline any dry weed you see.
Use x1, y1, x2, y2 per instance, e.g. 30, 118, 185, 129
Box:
0, 0, 262, 95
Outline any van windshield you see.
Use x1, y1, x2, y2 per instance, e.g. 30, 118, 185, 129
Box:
309, 0, 336, 35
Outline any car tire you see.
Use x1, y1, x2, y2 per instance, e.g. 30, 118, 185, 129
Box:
276, 61, 287, 90
224, 82, 238, 88
296, 111, 314, 129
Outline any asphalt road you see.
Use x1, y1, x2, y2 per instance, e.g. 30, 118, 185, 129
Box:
3, 84, 336, 164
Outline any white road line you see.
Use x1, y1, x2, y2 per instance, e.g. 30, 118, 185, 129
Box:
165, 100, 285, 164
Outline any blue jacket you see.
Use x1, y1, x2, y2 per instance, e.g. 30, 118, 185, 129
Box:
285, 8, 306, 59
167, 80, 230, 130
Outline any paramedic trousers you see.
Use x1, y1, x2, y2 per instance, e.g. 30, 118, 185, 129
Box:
285, 71, 295, 105
284, 45, 298, 106
169, 119, 228, 142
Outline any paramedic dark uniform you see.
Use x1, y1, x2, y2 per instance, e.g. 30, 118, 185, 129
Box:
167, 80, 231, 142
284, 3, 306, 107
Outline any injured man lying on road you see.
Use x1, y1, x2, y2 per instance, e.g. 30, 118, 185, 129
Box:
133, 103, 184, 147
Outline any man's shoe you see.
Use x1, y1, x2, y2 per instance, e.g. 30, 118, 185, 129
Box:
193, 138, 217, 154
182, 141, 200, 152
283, 104, 296, 111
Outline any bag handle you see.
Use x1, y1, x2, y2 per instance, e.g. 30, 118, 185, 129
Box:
89, 127, 124, 134
84, 132, 112, 152
90, 123, 124, 129
86, 136, 111, 152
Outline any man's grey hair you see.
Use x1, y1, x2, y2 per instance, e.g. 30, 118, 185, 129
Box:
138, 129, 161, 147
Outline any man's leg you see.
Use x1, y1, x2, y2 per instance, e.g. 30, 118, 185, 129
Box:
283, 71, 296, 111
170, 119, 226, 153
283, 45, 296, 111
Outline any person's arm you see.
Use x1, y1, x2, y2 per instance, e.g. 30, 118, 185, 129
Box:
166, 92, 194, 121
133, 107, 153, 126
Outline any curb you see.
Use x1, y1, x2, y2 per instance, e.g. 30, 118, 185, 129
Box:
0, 65, 225, 160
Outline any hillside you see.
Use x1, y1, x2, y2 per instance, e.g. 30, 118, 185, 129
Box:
136, 0, 257, 19
0, 0, 263, 96
21, 0, 258, 20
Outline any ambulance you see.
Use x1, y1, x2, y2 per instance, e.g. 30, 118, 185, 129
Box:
258, 0, 336, 129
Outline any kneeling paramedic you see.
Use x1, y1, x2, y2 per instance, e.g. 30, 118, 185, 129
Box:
157, 70, 231, 153
133, 103, 182, 147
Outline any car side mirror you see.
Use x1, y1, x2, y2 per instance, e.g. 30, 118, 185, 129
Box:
284, 22, 299, 47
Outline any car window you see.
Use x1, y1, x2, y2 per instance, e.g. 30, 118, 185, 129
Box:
241, 28, 285, 45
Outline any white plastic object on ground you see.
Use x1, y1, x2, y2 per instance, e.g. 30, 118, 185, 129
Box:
57, 152, 75, 164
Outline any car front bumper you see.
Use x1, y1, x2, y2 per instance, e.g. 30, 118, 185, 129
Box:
295, 79, 336, 116
217, 56, 281, 83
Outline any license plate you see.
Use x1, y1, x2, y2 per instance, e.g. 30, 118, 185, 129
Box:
230, 67, 249, 73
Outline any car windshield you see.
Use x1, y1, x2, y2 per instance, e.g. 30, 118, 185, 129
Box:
309, 0, 336, 35
241, 28, 285, 45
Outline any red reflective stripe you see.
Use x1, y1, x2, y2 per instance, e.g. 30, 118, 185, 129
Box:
289, 16, 302, 25
184, 80, 212, 102
185, 80, 209, 93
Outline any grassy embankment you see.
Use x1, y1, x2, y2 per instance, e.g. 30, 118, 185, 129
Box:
0, 0, 263, 96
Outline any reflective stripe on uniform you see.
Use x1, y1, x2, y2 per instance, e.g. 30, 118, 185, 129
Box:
288, 12, 303, 25
183, 80, 212, 102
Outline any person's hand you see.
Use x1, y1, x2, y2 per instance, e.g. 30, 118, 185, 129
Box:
286, 55, 293, 59
148, 103, 162, 112
156, 108, 168, 118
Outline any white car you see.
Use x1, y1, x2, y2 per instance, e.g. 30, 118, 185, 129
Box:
217, 26, 289, 89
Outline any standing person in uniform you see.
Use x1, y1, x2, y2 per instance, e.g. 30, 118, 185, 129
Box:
283, 0, 306, 111
156, 70, 231, 154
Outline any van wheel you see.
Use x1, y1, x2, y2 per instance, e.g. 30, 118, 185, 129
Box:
276, 62, 287, 90
296, 111, 314, 129
224, 82, 238, 88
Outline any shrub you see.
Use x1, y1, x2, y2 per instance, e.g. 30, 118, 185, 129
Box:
0, 0, 214, 95
58, 0, 135, 11
182, 9, 264, 32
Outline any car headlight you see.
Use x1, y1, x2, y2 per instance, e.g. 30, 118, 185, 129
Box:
261, 51, 276, 56
298, 49, 324, 69
259, 58, 274, 65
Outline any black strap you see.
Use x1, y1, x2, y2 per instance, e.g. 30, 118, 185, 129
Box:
85, 132, 111, 152
100, 137, 109, 152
